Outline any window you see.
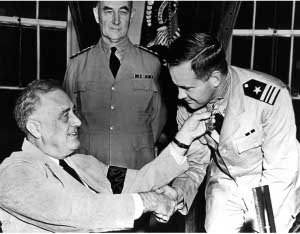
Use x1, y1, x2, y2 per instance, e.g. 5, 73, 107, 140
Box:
0, 1, 69, 89
230, 1, 300, 99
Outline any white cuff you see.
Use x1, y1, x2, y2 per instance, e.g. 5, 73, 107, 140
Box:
169, 143, 187, 165
132, 193, 144, 219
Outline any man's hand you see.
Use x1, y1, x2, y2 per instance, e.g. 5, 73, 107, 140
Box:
175, 110, 211, 146
139, 191, 176, 223
152, 185, 184, 222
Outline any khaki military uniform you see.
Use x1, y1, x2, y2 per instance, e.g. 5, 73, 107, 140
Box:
63, 37, 166, 170
173, 66, 300, 232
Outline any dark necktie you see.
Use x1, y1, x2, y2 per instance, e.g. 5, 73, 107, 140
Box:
59, 160, 84, 185
109, 47, 120, 78
107, 166, 127, 194
206, 112, 233, 178
214, 113, 224, 134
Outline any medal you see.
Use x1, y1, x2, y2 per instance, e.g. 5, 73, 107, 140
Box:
205, 103, 217, 132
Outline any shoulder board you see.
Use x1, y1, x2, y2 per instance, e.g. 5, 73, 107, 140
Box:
70, 45, 96, 59
134, 44, 159, 57
243, 79, 281, 105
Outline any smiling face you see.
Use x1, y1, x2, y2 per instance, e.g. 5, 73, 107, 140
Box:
93, 1, 135, 46
169, 61, 219, 110
33, 90, 82, 159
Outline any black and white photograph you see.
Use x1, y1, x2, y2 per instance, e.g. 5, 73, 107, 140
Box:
0, 1, 300, 232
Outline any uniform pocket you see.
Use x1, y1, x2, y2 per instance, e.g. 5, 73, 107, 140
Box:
131, 79, 157, 112
132, 78, 157, 92
132, 133, 154, 152
75, 81, 107, 112
75, 81, 97, 93
236, 129, 264, 154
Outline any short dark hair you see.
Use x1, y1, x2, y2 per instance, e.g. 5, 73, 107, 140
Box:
167, 32, 228, 81
14, 79, 63, 134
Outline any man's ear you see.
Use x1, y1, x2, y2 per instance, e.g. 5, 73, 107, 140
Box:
26, 120, 41, 139
130, 8, 136, 23
93, 7, 99, 24
210, 71, 222, 88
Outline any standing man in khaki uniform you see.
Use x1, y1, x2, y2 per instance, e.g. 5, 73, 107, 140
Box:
63, 1, 166, 195
158, 32, 300, 232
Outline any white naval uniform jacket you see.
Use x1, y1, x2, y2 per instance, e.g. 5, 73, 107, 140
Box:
173, 65, 300, 232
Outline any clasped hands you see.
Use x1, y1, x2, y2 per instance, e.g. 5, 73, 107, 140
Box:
150, 109, 212, 223
139, 109, 211, 223
151, 185, 183, 223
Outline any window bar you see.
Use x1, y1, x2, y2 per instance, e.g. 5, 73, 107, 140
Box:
36, 1, 40, 80
18, 17, 23, 87
289, 1, 296, 94
250, 1, 257, 70
0, 16, 67, 29
67, 7, 71, 65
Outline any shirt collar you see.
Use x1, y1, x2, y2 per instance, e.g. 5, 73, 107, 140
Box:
22, 138, 60, 165
207, 71, 231, 115
49, 156, 60, 165
218, 72, 230, 100
100, 36, 129, 55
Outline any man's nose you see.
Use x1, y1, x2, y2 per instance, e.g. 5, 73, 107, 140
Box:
178, 88, 187, 100
71, 113, 82, 127
112, 12, 120, 25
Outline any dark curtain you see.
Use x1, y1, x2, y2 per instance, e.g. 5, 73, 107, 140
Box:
68, 1, 100, 50
140, 1, 241, 55
212, 1, 241, 50
177, 1, 241, 50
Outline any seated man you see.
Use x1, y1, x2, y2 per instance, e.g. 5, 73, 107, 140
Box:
0, 80, 210, 232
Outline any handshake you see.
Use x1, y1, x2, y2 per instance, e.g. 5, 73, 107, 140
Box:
138, 109, 212, 223
139, 185, 183, 223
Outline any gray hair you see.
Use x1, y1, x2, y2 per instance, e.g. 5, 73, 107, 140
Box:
14, 79, 63, 134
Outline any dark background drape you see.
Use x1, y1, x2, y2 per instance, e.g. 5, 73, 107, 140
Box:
68, 1, 100, 50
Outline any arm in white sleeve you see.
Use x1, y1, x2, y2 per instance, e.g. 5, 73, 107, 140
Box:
260, 87, 300, 232
131, 193, 144, 219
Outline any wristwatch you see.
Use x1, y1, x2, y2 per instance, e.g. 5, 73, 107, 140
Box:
173, 137, 190, 149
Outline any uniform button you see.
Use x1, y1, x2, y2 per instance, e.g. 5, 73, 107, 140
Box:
144, 87, 148, 91
110, 126, 115, 131
111, 105, 115, 110
111, 86, 116, 91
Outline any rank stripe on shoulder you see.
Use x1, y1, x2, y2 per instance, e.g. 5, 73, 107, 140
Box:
271, 89, 281, 105
260, 84, 281, 105
134, 44, 159, 56
70, 45, 96, 59
243, 79, 281, 105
